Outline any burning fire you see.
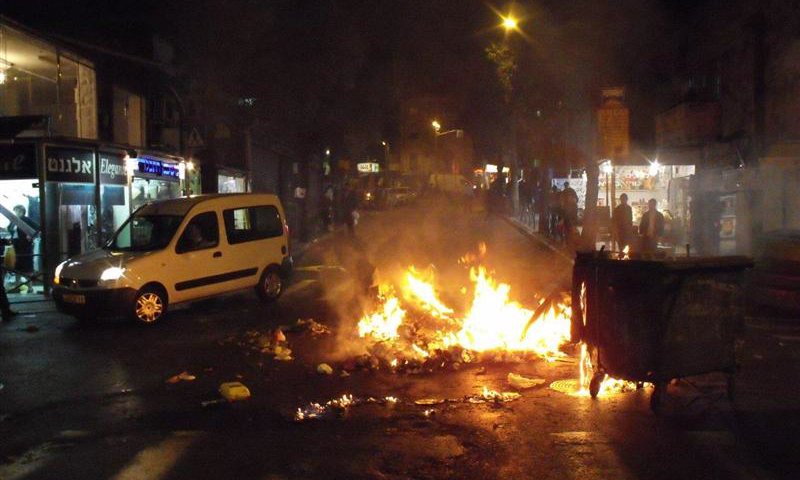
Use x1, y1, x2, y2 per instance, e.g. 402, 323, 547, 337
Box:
576, 343, 646, 397
356, 255, 572, 364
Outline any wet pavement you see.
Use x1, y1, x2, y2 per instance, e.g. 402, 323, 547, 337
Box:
1, 201, 799, 479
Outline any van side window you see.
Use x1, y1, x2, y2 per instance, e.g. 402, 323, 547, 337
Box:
223, 206, 283, 244
176, 212, 219, 253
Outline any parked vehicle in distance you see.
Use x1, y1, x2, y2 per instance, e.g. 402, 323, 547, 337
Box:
748, 229, 800, 316
428, 174, 473, 197
53, 194, 292, 325
382, 186, 417, 208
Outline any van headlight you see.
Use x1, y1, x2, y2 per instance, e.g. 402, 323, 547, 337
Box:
53, 261, 67, 285
100, 267, 126, 282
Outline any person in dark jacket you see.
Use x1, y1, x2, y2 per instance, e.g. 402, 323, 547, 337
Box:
612, 193, 633, 250
8, 205, 39, 274
639, 198, 665, 253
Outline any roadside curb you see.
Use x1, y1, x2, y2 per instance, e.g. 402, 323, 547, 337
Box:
501, 216, 574, 264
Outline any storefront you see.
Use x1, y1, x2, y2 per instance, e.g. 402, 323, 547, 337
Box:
217, 167, 248, 193
0, 142, 185, 295
129, 154, 183, 211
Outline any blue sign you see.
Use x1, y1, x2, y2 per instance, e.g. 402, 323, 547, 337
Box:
136, 157, 179, 179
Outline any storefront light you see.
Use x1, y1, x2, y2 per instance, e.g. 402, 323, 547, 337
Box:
124, 155, 136, 176
186, 161, 195, 171
178, 162, 186, 180
648, 159, 661, 176
601, 160, 613, 175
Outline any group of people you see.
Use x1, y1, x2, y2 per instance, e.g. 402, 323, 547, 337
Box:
611, 194, 664, 253
543, 182, 579, 245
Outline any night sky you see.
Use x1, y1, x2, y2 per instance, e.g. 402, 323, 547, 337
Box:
3, 0, 705, 161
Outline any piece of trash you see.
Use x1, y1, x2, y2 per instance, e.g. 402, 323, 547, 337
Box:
274, 345, 293, 361
468, 387, 521, 404
423, 408, 437, 417
273, 328, 286, 343
414, 398, 445, 406
317, 363, 334, 375
201, 399, 227, 408
507, 373, 546, 390
219, 382, 251, 402
340, 371, 351, 377
166, 371, 196, 384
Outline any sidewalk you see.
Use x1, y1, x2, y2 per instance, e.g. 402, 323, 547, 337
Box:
502, 213, 573, 263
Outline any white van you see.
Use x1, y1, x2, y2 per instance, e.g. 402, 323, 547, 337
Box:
53, 194, 292, 324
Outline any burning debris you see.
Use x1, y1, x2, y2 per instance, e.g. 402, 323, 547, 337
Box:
294, 386, 524, 422
294, 394, 398, 421
353, 249, 572, 371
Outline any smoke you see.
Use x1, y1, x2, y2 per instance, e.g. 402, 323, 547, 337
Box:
315, 196, 572, 360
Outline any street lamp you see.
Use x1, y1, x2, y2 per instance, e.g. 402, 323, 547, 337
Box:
431, 120, 441, 133
501, 14, 518, 32
381, 141, 390, 168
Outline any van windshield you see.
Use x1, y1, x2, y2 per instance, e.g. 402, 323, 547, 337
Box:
106, 213, 184, 252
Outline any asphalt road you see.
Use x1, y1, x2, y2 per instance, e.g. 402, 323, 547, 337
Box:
1, 200, 799, 479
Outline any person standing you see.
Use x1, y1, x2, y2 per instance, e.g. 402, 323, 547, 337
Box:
561, 182, 579, 244
8, 205, 38, 274
612, 193, 633, 251
1, 238, 17, 321
639, 198, 665, 253
344, 186, 360, 235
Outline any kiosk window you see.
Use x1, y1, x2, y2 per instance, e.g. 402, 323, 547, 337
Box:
223, 206, 283, 244
176, 212, 219, 253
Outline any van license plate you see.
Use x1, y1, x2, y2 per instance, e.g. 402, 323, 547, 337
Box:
62, 294, 86, 304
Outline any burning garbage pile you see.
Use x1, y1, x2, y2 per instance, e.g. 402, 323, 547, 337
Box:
351, 246, 573, 372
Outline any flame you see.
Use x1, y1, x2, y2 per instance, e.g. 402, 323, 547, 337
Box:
402, 267, 454, 318
357, 296, 406, 341
355, 253, 572, 364
621, 245, 630, 260
577, 342, 645, 396
455, 267, 570, 360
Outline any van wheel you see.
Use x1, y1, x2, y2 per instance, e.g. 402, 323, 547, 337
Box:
257, 267, 283, 303
132, 286, 168, 325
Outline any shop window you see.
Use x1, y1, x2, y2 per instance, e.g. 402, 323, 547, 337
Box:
0, 179, 42, 294
218, 173, 247, 193
99, 152, 130, 243
131, 177, 181, 211
223, 206, 282, 244
176, 212, 219, 253
0, 24, 96, 139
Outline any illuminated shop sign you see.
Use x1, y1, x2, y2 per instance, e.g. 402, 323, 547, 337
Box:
357, 162, 380, 173
45, 147, 94, 183
136, 157, 180, 179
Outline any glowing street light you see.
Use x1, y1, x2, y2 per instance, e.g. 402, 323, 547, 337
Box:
431, 120, 441, 133
501, 15, 518, 32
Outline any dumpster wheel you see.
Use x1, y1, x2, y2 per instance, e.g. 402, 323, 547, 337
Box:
589, 372, 605, 399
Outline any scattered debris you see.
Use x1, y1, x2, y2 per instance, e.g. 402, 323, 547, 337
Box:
414, 398, 445, 406
295, 395, 398, 421
507, 372, 546, 390
340, 371, 350, 378
292, 318, 332, 336
166, 371, 196, 384
467, 387, 521, 404
316, 363, 334, 375
423, 409, 437, 417
219, 382, 251, 402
